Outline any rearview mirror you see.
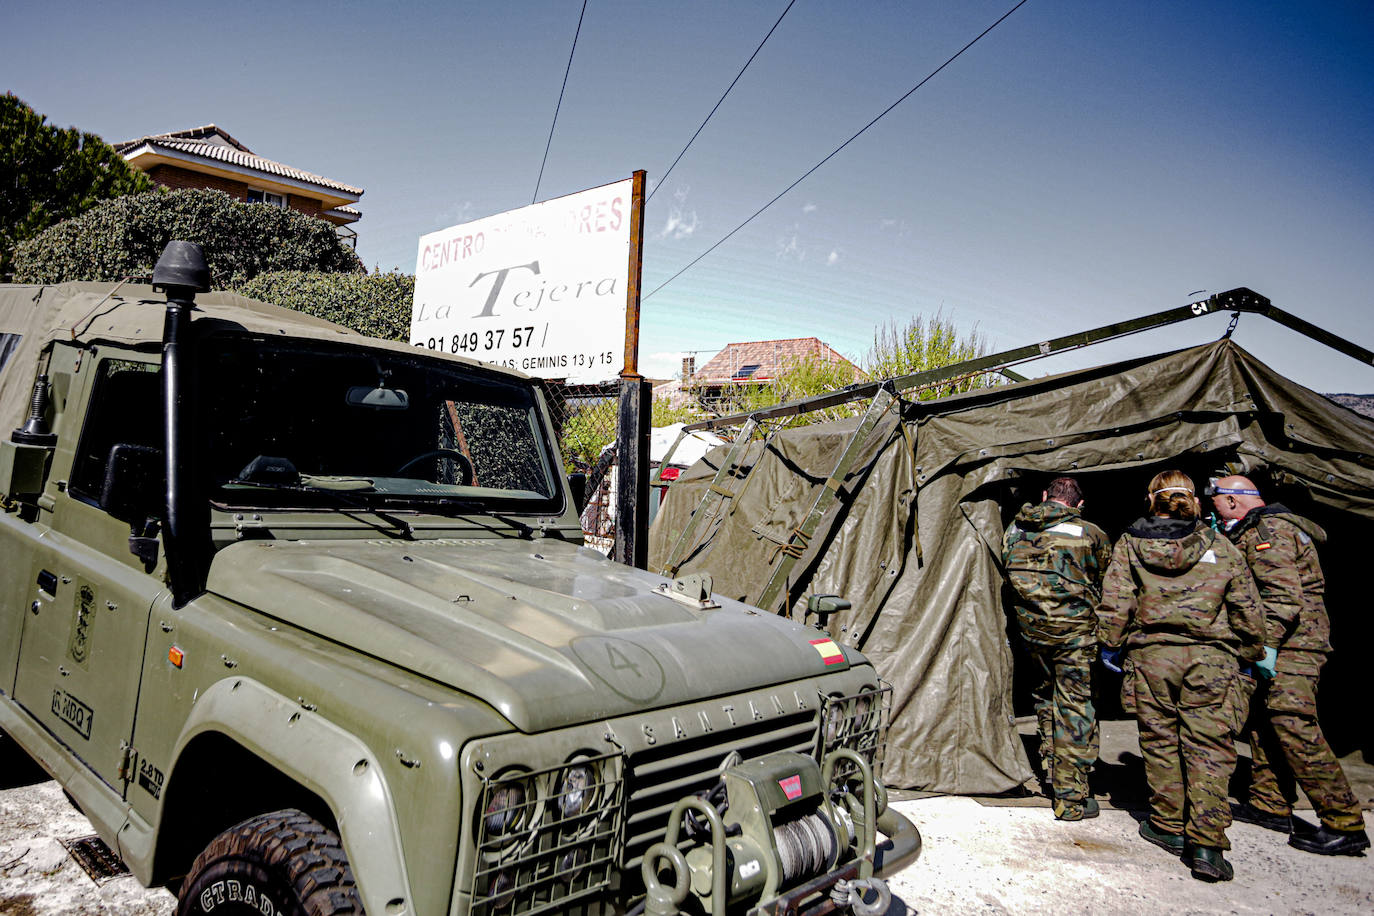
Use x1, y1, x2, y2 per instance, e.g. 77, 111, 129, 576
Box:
346, 386, 410, 410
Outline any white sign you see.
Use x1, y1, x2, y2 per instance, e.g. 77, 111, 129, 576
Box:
411, 178, 634, 382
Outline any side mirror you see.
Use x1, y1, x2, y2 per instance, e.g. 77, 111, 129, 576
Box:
805, 594, 851, 628
101, 444, 164, 525
568, 472, 587, 514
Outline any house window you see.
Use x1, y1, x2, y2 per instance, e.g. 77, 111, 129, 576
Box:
246, 189, 286, 208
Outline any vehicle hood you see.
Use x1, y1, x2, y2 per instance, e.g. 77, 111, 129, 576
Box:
206, 538, 857, 732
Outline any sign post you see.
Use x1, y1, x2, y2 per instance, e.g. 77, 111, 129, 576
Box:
613, 171, 649, 569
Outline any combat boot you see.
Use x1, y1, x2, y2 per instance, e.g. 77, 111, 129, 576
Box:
1231, 801, 1291, 834
1288, 826, 1371, 856
1138, 820, 1185, 855
1185, 844, 1233, 882
1055, 798, 1099, 821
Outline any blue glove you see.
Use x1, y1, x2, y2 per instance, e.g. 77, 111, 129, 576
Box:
1100, 647, 1123, 674
1255, 646, 1278, 679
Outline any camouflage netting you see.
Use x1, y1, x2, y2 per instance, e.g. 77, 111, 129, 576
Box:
650, 340, 1374, 793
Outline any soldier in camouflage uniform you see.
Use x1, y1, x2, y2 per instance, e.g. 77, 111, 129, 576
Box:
1211, 475, 1369, 856
1002, 476, 1112, 821
1098, 470, 1264, 882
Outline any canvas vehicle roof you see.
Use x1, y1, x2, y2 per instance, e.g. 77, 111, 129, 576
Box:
0, 281, 521, 436
649, 338, 1374, 793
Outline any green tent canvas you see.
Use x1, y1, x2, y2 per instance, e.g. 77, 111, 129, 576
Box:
650, 340, 1374, 793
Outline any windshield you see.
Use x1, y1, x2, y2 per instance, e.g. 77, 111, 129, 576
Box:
200, 335, 561, 514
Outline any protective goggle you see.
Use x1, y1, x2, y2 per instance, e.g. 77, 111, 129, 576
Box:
1204, 477, 1260, 497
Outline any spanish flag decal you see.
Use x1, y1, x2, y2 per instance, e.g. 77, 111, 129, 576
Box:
1256, 542, 1272, 551
810, 638, 845, 666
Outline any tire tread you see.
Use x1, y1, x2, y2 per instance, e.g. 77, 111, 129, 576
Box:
177, 808, 362, 915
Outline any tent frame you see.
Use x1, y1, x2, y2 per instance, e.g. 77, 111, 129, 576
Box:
655, 287, 1374, 590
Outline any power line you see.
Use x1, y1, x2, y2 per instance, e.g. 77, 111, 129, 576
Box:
644, 0, 1030, 302
647, 0, 798, 205
534, 0, 589, 204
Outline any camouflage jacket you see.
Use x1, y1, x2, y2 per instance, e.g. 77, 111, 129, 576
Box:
1222, 505, 1331, 675
1097, 516, 1264, 660
1002, 501, 1112, 647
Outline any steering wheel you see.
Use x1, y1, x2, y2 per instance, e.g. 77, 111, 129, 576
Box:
395, 448, 474, 485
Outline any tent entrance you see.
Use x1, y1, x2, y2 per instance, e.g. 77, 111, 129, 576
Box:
995, 458, 1371, 759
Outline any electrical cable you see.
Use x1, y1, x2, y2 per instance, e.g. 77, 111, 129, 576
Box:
533, 0, 589, 204
647, 0, 798, 204
644, 0, 1030, 301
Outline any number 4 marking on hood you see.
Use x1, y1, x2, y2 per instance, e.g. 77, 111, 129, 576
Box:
607, 643, 642, 676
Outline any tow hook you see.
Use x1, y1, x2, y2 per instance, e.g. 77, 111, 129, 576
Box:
831, 876, 892, 916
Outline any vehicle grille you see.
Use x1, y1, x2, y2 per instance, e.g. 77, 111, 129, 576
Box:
620, 710, 819, 873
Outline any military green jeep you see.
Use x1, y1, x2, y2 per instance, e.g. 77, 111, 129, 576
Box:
0, 243, 918, 916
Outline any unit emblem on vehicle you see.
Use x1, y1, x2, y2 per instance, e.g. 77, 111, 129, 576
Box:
68, 584, 96, 667
571, 636, 665, 702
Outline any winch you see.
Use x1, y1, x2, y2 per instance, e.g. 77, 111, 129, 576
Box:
641, 749, 894, 916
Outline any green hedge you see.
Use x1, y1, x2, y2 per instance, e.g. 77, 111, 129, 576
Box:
238, 270, 414, 341
11, 188, 362, 286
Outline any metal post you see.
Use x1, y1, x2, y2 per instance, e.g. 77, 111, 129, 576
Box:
613, 170, 648, 568
621, 170, 646, 378
613, 377, 651, 568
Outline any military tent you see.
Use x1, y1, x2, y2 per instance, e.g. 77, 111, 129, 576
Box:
649, 339, 1374, 793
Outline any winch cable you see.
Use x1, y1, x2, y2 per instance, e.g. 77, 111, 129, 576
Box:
775, 810, 839, 884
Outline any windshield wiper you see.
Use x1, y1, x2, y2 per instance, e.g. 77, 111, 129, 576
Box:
380, 495, 486, 516
221, 477, 375, 510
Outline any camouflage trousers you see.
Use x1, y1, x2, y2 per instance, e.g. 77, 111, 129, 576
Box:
1028, 644, 1098, 816
1131, 644, 1247, 849
1244, 670, 1365, 832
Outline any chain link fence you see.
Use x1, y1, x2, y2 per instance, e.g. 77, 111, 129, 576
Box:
543, 381, 622, 551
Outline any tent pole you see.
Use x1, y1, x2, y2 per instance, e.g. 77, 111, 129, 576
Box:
682, 286, 1374, 433
661, 416, 760, 577
756, 387, 898, 614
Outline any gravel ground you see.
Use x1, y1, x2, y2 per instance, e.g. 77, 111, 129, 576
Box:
883, 795, 1373, 916
1, 770, 1369, 915
0, 780, 173, 915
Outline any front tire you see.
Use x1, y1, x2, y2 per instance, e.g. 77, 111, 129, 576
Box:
176, 809, 362, 915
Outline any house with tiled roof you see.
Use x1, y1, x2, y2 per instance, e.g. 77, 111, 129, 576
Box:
675, 337, 863, 411
114, 125, 363, 242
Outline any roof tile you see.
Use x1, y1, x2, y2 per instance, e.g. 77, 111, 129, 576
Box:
691, 337, 861, 384
116, 126, 362, 197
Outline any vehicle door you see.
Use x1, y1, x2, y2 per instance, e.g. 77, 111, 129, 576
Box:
13, 350, 169, 794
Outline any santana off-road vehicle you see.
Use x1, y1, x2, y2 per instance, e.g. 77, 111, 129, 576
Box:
0, 242, 918, 916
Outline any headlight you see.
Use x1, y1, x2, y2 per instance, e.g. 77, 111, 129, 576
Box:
471, 749, 623, 915
556, 763, 596, 819
483, 780, 531, 836
819, 683, 891, 777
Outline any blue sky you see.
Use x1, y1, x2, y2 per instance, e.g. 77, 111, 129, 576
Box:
7, 1, 1373, 392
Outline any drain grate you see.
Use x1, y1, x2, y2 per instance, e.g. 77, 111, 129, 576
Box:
59, 834, 131, 885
